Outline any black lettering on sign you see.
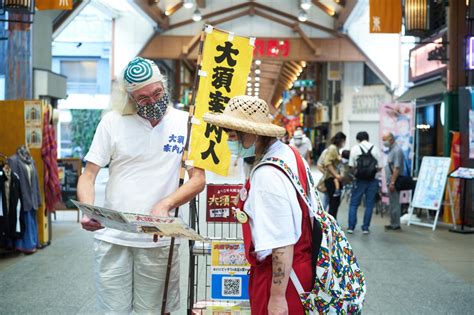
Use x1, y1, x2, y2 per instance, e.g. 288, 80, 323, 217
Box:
214, 41, 239, 66
212, 66, 234, 93
201, 140, 220, 164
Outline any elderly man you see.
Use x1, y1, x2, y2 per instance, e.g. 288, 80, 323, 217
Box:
77, 57, 205, 314
382, 132, 404, 231
290, 127, 312, 166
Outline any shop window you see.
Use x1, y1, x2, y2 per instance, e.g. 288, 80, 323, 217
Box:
363, 65, 384, 86
61, 60, 98, 94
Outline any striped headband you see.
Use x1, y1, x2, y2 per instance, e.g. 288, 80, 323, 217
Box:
123, 57, 163, 92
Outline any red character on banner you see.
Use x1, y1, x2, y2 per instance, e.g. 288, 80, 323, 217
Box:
206, 184, 243, 222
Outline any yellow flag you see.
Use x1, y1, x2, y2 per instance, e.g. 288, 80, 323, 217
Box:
189, 28, 253, 176
36, 0, 73, 10
369, 0, 402, 33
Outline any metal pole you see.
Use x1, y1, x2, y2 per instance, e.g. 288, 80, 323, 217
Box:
161, 27, 206, 315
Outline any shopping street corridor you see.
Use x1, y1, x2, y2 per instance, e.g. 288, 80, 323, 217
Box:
0, 169, 473, 314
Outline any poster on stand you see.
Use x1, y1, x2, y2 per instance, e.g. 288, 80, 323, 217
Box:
411, 157, 451, 210
206, 184, 242, 222
379, 103, 415, 199
24, 101, 43, 148
210, 241, 250, 301
72, 200, 205, 241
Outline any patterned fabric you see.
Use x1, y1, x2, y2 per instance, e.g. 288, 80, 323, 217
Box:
42, 110, 61, 212
254, 157, 367, 315
136, 93, 169, 121
123, 57, 163, 92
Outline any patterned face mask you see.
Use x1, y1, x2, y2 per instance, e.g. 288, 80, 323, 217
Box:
136, 94, 169, 121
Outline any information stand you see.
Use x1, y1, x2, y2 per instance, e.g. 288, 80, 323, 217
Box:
448, 168, 474, 234
54, 158, 82, 222
407, 157, 455, 231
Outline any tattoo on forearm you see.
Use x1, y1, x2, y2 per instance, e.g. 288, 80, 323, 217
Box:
272, 249, 285, 285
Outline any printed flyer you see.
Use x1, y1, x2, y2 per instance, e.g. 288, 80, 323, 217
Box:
72, 200, 205, 241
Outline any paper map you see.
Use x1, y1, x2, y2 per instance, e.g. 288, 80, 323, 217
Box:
72, 200, 205, 241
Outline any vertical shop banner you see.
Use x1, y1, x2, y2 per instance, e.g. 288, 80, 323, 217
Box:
369, 0, 402, 33
443, 132, 461, 224
189, 27, 254, 176
24, 101, 43, 149
206, 184, 242, 222
470, 110, 474, 159
211, 241, 250, 301
36, 0, 73, 10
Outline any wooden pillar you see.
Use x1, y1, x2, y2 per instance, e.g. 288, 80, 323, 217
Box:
447, 0, 467, 92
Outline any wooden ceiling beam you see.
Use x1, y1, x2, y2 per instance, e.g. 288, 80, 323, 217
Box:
293, 24, 320, 56
133, 0, 169, 29
206, 8, 251, 27
253, 9, 295, 29
252, 2, 338, 37
164, 1, 183, 17
312, 0, 337, 18
196, 0, 206, 8
335, 0, 357, 29
168, 2, 251, 30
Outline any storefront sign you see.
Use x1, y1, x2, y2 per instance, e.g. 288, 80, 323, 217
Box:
352, 94, 386, 115
294, 79, 314, 88
210, 241, 250, 301
254, 39, 290, 58
409, 35, 447, 82
206, 184, 242, 223
189, 28, 253, 176
470, 110, 474, 158
467, 37, 474, 70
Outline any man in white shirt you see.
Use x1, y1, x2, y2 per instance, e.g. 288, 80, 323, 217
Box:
290, 127, 312, 166
77, 57, 205, 314
347, 131, 380, 234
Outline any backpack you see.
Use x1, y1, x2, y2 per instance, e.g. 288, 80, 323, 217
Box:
255, 151, 366, 314
355, 145, 377, 180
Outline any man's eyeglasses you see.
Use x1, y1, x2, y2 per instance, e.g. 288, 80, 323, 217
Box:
134, 89, 164, 106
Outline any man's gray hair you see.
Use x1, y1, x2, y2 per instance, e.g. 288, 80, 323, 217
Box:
109, 70, 169, 116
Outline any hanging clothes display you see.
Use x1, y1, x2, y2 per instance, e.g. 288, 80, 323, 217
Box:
0, 163, 25, 248
41, 108, 61, 212
8, 146, 41, 253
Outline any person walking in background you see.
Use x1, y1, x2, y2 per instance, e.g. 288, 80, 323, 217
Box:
382, 132, 404, 231
316, 148, 329, 211
323, 132, 347, 219
290, 129, 312, 166
347, 132, 380, 235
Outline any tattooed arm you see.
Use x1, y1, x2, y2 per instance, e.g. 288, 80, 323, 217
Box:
268, 245, 294, 315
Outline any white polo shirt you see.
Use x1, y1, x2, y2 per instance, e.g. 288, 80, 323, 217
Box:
348, 140, 381, 168
244, 141, 318, 261
84, 107, 188, 248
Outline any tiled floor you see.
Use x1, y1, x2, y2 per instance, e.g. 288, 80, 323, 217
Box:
1, 168, 473, 314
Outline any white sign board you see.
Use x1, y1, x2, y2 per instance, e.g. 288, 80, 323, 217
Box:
411, 157, 451, 210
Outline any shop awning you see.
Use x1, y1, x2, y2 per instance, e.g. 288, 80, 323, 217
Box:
397, 80, 447, 102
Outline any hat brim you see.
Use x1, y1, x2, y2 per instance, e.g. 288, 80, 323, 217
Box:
203, 112, 286, 138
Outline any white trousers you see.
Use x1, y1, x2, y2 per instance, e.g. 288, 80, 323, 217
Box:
93, 239, 180, 314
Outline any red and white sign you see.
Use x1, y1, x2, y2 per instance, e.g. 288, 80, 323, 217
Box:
254, 39, 290, 58
206, 184, 243, 222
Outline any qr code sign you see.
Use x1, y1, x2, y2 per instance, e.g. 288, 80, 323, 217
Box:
222, 277, 242, 297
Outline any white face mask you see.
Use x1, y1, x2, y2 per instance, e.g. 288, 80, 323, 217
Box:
294, 138, 303, 146
383, 140, 391, 148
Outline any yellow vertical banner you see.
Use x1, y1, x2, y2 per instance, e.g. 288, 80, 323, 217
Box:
36, 0, 73, 10
189, 27, 254, 176
369, 0, 402, 33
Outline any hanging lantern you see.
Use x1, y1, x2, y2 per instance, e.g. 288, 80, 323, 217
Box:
405, 0, 429, 35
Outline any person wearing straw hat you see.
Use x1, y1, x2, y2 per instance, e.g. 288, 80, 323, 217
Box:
204, 96, 322, 315
77, 57, 205, 314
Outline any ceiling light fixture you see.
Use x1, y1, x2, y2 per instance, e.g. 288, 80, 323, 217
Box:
298, 9, 308, 22
255, 83, 260, 87
255, 60, 261, 65
300, 0, 311, 10
183, 0, 194, 9
255, 77, 260, 82
255, 69, 261, 75
247, 82, 252, 87
192, 9, 202, 21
